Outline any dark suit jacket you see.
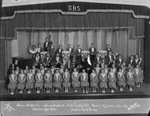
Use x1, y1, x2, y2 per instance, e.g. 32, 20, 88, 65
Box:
55, 48, 63, 56
49, 46, 55, 57
53, 56, 63, 64
75, 48, 82, 55
106, 54, 115, 64
43, 41, 52, 51
115, 58, 123, 67
94, 57, 102, 66
89, 47, 97, 55
66, 47, 74, 55
128, 59, 135, 67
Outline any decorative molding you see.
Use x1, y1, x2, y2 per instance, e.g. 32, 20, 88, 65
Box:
0, 9, 149, 20
0, 26, 144, 39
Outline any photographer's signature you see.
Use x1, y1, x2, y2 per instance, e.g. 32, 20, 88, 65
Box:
4, 103, 16, 112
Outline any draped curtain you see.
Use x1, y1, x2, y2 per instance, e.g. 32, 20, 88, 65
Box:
15, 29, 144, 61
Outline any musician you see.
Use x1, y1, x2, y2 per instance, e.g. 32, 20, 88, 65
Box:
53, 53, 62, 68
138, 56, 143, 69
66, 44, 74, 63
37, 43, 43, 53
75, 45, 82, 66
33, 53, 41, 67
7, 64, 15, 75
106, 51, 115, 68
55, 45, 63, 58
40, 53, 45, 65
43, 53, 51, 68
128, 55, 135, 68
49, 43, 55, 58
101, 54, 107, 68
115, 54, 123, 68
134, 54, 140, 67
94, 53, 102, 67
83, 54, 93, 74
89, 43, 97, 65
8, 70, 17, 95
105, 44, 113, 53
43, 36, 53, 52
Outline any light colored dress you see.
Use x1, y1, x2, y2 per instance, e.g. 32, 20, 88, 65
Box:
90, 73, 98, 87
44, 73, 52, 88
17, 73, 26, 90
35, 73, 43, 89
8, 74, 17, 90
95, 67, 100, 75
72, 72, 80, 87
108, 72, 117, 89
134, 68, 143, 83
127, 72, 135, 86
117, 72, 126, 87
99, 73, 108, 89
26, 73, 34, 89
53, 73, 62, 88
63, 72, 71, 87
81, 73, 89, 87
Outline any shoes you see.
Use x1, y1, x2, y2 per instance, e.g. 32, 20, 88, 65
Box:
10, 92, 14, 95
111, 89, 114, 93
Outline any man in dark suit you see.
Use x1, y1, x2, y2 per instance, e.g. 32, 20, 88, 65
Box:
105, 44, 113, 54
37, 43, 43, 53
49, 43, 55, 58
55, 45, 63, 58
66, 44, 74, 63
75, 45, 82, 66
89, 43, 97, 66
106, 51, 115, 68
43, 35, 53, 52
94, 52, 102, 67
115, 54, 123, 68
128, 55, 135, 68
52, 53, 62, 68
43, 53, 51, 68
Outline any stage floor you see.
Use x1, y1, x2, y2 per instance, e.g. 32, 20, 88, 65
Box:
0, 82, 150, 101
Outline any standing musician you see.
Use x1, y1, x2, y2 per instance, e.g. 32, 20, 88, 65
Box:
66, 44, 74, 63
43, 35, 53, 52
55, 45, 63, 58
115, 54, 124, 68
89, 43, 97, 66
105, 44, 113, 53
106, 51, 115, 68
94, 52, 102, 67
128, 55, 135, 68
49, 43, 55, 58
75, 45, 82, 67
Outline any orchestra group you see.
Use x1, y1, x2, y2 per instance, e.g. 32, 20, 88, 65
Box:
7, 36, 144, 95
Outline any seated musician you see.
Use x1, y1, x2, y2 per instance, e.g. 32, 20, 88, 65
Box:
134, 54, 140, 67
128, 55, 135, 68
43, 53, 51, 68
63, 68, 71, 92
138, 56, 143, 69
33, 53, 41, 68
105, 44, 113, 53
80, 69, 89, 93
106, 51, 115, 68
75, 45, 82, 67
8, 70, 18, 95
90, 69, 98, 93
40, 53, 45, 65
101, 54, 107, 68
53, 53, 63, 68
89, 43, 97, 66
17, 70, 26, 94
37, 43, 43, 53
26, 69, 34, 93
115, 54, 123, 68
66, 44, 74, 63
94, 52, 102, 67
55, 45, 63, 58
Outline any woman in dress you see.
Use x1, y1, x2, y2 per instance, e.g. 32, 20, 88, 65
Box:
17, 70, 26, 93
99, 68, 108, 93
80, 69, 89, 93
63, 68, 71, 92
95, 64, 101, 75
44, 69, 53, 93
8, 70, 18, 95
117, 68, 126, 91
53, 69, 62, 92
90, 69, 98, 93
127, 68, 135, 91
108, 68, 117, 93
134, 65, 143, 87
35, 69, 43, 93
71, 68, 80, 92
104, 64, 109, 74
26, 69, 34, 93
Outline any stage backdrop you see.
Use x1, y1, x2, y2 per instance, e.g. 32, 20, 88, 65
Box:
12, 29, 144, 61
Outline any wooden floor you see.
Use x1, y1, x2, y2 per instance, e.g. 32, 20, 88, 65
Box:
1, 82, 150, 101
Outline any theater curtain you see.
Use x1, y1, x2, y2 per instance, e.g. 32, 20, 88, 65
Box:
15, 29, 143, 61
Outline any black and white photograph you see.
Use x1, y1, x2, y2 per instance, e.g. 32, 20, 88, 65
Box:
0, 0, 150, 116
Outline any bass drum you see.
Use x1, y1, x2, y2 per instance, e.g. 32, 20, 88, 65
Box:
28, 45, 37, 54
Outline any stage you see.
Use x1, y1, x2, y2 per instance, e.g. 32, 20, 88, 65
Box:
1, 82, 150, 101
